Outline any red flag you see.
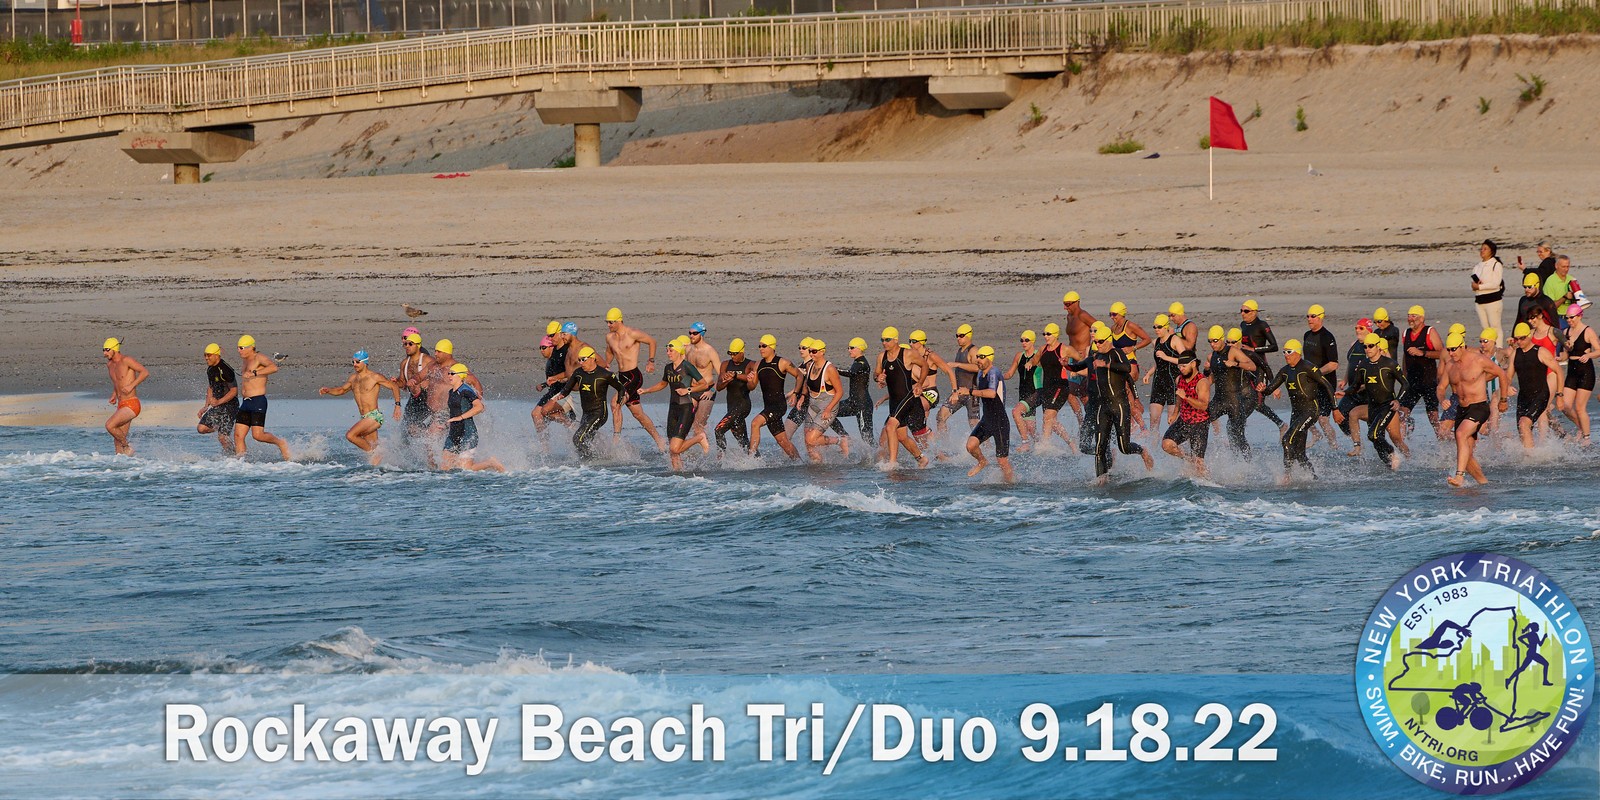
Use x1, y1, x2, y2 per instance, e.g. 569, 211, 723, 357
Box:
1209, 97, 1248, 151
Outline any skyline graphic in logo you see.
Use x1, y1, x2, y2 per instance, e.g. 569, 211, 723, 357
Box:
1357, 552, 1592, 794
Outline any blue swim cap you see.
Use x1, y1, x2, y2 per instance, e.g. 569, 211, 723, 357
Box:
561, 322, 578, 335
353, 350, 369, 363
689, 321, 707, 334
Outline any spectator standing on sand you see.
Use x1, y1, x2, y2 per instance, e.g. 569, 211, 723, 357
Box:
1518, 242, 1557, 292
1472, 240, 1507, 347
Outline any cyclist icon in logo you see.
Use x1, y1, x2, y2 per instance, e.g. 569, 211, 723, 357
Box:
1387, 606, 1553, 734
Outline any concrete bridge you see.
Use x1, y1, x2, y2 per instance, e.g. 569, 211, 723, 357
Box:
0, 0, 1561, 178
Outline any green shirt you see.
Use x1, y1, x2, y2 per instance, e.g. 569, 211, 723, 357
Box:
1544, 272, 1575, 315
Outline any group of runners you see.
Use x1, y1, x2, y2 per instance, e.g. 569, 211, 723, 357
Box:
100, 279, 1595, 487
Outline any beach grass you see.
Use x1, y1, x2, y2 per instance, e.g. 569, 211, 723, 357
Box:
1145, 4, 1600, 54
0, 33, 382, 81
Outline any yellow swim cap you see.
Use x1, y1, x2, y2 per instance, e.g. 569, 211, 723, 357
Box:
976, 345, 996, 359
729, 338, 747, 354
606, 307, 624, 322
1043, 323, 1061, 336
1154, 314, 1170, 328
1308, 304, 1325, 317
1446, 332, 1466, 349
1379, 339, 1391, 352
956, 323, 973, 337
1408, 305, 1425, 317
1020, 329, 1036, 342
1480, 328, 1498, 342
881, 326, 899, 340
1110, 301, 1128, 316
1373, 307, 1390, 322
578, 346, 597, 359
449, 362, 470, 376
813, 340, 827, 351
404, 333, 422, 344
1513, 322, 1532, 338
1208, 325, 1225, 340
669, 337, 689, 353
102, 337, 121, 352
1226, 327, 1243, 342
1449, 323, 1467, 336
1168, 301, 1185, 315
1284, 339, 1303, 353
1524, 273, 1541, 288
203, 343, 221, 355
910, 330, 928, 344
435, 339, 454, 355
1094, 326, 1113, 342
800, 337, 816, 350
848, 337, 867, 350
1364, 333, 1383, 346
237, 335, 256, 349
1242, 299, 1260, 312
760, 334, 778, 348
546, 320, 562, 335
1063, 291, 1080, 304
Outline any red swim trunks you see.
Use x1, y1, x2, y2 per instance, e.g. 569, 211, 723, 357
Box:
118, 398, 142, 416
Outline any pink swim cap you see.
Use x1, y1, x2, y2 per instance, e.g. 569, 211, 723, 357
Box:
403, 326, 421, 337
540, 335, 555, 347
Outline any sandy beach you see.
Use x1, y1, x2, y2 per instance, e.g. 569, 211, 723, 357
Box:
3, 148, 1597, 405
3, 35, 1599, 406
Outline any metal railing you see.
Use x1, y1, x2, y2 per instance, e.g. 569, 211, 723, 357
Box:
0, 0, 1589, 134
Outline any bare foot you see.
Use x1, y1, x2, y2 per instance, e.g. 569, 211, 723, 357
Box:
1446, 473, 1465, 488
967, 458, 987, 477
1090, 474, 1109, 487
1346, 445, 1361, 457
1140, 450, 1154, 471
839, 437, 851, 458
1388, 454, 1402, 471
916, 455, 930, 469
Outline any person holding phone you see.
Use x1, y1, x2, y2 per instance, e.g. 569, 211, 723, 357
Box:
1471, 239, 1506, 347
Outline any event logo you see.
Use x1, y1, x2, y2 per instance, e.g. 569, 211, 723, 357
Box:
1357, 552, 1592, 794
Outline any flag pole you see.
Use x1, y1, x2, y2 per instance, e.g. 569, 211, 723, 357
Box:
1208, 144, 1214, 201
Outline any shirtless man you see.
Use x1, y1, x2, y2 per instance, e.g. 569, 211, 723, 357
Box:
233, 334, 292, 461
685, 321, 723, 444
396, 330, 434, 442
603, 307, 667, 451
102, 337, 150, 455
1169, 301, 1200, 353
1437, 332, 1509, 487
319, 350, 404, 464
431, 339, 483, 394
1062, 291, 1099, 419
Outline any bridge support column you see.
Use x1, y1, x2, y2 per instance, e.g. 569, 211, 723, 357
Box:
574, 123, 602, 169
535, 88, 643, 168
119, 125, 256, 184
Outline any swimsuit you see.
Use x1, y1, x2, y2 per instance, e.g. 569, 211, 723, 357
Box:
1514, 346, 1550, 421
1566, 329, 1596, 392
619, 367, 645, 406
362, 409, 385, 427
118, 397, 142, 416
237, 395, 269, 428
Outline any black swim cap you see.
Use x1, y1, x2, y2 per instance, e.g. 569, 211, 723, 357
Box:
1178, 352, 1198, 365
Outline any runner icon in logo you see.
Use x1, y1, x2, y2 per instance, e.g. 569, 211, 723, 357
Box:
1358, 552, 1592, 794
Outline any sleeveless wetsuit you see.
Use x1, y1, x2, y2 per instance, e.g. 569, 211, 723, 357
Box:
882, 348, 926, 433
1037, 344, 1070, 412
946, 344, 980, 419
1398, 325, 1440, 416
1514, 346, 1551, 422
1566, 329, 1596, 392
1149, 335, 1181, 406
715, 357, 755, 451
968, 366, 1010, 457
755, 356, 790, 437
1163, 371, 1210, 457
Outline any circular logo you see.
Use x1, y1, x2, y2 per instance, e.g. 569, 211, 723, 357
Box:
1357, 552, 1592, 794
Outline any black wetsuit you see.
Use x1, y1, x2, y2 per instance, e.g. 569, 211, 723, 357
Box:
1336, 339, 1371, 433
882, 348, 926, 433
1015, 353, 1042, 418
662, 361, 704, 441
399, 353, 434, 441
715, 357, 756, 451
1207, 348, 1254, 453
1149, 335, 1181, 406
968, 366, 1010, 457
755, 356, 792, 438
1264, 361, 1334, 474
1352, 355, 1407, 463
1375, 322, 1402, 359
1514, 346, 1551, 422
1398, 325, 1440, 418
1240, 318, 1284, 428
834, 355, 875, 441
444, 384, 481, 453
559, 366, 622, 458
538, 341, 570, 409
1074, 348, 1143, 476
1301, 327, 1339, 416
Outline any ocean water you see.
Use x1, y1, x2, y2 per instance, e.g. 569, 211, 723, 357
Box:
2, 398, 1597, 797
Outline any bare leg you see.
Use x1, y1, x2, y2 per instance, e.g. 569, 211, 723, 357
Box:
105, 406, 137, 455
252, 427, 293, 461
345, 418, 380, 452
748, 414, 766, 456
627, 403, 666, 451
965, 436, 987, 477
997, 455, 1015, 482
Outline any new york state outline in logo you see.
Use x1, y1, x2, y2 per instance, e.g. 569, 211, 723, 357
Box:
1358, 552, 1592, 793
